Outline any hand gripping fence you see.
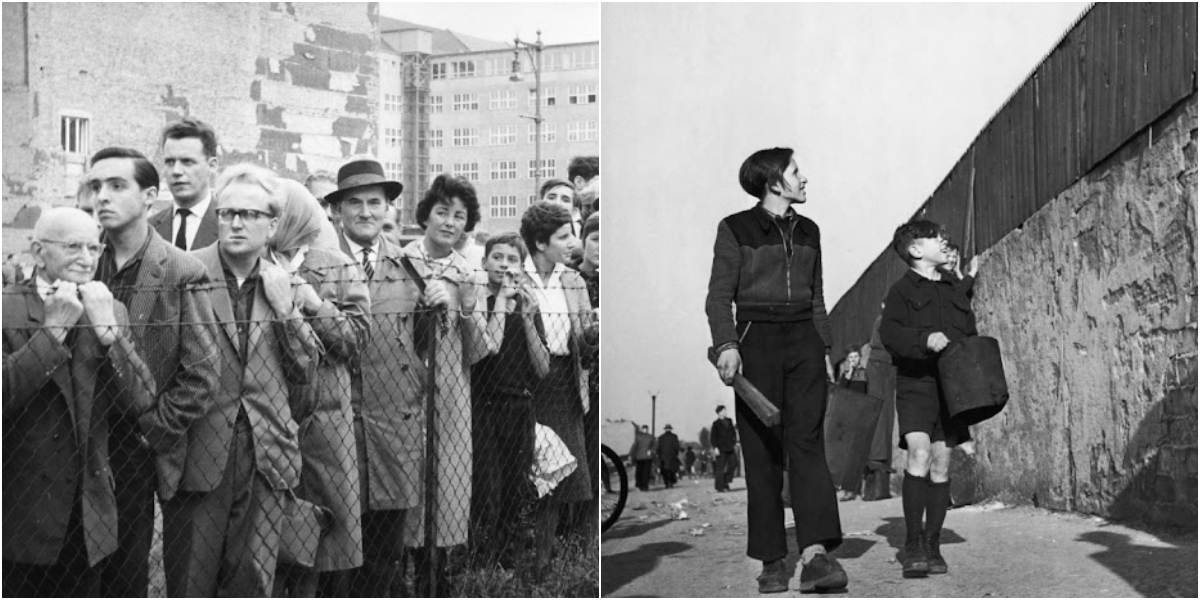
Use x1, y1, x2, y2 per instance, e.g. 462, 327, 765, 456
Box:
2, 268, 599, 598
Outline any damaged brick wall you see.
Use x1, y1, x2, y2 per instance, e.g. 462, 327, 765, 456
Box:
956, 96, 1197, 528
3, 1, 379, 255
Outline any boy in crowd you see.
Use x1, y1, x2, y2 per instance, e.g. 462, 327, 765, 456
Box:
879, 219, 979, 578
470, 233, 550, 561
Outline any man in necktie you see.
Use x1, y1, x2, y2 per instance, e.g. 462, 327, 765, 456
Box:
325, 159, 424, 597
151, 118, 221, 251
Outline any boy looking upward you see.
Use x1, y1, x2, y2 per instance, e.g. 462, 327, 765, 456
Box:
879, 219, 979, 578
705, 147, 846, 594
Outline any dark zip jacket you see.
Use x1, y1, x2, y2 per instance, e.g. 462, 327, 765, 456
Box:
706, 204, 832, 353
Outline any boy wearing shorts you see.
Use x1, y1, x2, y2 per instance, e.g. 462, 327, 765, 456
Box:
880, 219, 978, 578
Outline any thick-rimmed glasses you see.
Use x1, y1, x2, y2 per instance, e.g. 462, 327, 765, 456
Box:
215, 208, 274, 223
39, 239, 104, 257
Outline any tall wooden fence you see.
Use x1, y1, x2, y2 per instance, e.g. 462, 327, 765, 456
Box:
830, 2, 1198, 355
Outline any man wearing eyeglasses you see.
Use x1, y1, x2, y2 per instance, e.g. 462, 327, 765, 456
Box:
176, 163, 319, 596
84, 146, 221, 597
3, 207, 157, 597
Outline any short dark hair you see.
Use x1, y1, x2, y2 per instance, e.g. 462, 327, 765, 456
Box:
945, 242, 961, 254
161, 117, 219, 158
520, 200, 572, 256
738, 147, 793, 199
538, 177, 575, 199
416, 174, 481, 232
843, 343, 860, 355
716, 405, 726, 414
891, 219, 946, 265
89, 146, 160, 191
484, 231, 528, 262
568, 156, 599, 182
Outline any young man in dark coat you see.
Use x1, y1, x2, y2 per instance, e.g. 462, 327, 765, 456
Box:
705, 147, 847, 594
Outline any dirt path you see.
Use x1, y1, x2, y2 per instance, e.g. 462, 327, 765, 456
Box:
601, 475, 1197, 598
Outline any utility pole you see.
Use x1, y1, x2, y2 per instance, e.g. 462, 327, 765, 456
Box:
650, 392, 658, 437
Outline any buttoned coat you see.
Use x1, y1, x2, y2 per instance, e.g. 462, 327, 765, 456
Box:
151, 201, 219, 251
117, 226, 220, 500
3, 282, 157, 566
188, 245, 319, 491
394, 240, 487, 547
341, 234, 428, 513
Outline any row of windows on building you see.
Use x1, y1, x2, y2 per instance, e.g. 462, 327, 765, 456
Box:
427, 158, 558, 184
380, 86, 598, 114
485, 194, 563, 219
429, 47, 599, 80
381, 121, 598, 149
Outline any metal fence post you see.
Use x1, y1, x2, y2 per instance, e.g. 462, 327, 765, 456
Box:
423, 307, 441, 597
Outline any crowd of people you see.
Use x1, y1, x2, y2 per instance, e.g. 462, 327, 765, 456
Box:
2, 117, 600, 598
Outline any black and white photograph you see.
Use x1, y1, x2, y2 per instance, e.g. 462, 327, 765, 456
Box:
2, 2, 598, 597
600, 3, 1197, 598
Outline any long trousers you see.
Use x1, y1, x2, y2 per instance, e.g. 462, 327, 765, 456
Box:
737, 320, 843, 562
162, 413, 289, 597
98, 426, 156, 597
714, 450, 737, 491
634, 459, 652, 490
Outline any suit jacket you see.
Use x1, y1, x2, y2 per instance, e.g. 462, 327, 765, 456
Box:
187, 245, 319, 492
3, 282, 157, 566
340, 233, 427, 511
711, 417, 738, 452
117, 226, 220, 501
151, 200, 219, 251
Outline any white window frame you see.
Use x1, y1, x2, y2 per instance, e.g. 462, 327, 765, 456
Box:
527, 122, 557, 143
489, 125, 518, 146
490, 160, 518, 181
528, 158, 556, 179
490, 195, 518, 219
60, 112, 91, 157
453, 162, 480, 181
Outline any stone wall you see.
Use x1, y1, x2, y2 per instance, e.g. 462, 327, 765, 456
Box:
942, 96, 1197, 528
3, 2, 379, 257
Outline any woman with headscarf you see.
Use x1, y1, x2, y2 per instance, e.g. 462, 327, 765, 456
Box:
270, 178, 370, 597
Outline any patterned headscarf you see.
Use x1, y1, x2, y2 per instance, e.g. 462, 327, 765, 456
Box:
271, 178, 340, 254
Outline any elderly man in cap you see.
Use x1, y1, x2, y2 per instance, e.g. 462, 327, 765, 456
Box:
3, 208, 157, 597
657, 424, 682, 490
324, 158, 420, 596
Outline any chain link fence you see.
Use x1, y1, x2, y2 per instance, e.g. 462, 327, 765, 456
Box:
3, 273, 598, 597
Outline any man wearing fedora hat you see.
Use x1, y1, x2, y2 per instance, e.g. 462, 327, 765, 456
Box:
657, 424, 681, 490
324, 158, 421, 596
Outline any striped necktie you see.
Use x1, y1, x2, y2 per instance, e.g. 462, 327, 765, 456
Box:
361, 247, 374, 280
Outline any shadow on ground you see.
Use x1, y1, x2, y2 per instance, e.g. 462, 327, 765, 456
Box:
602, 516, 674, 542
601, 541, 692, 597
1078, 530, 1199, 598
873, 516, 966, 560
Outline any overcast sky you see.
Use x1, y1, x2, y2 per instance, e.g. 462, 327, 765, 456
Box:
380, 2, 600, 45
601, 3, 1091, 444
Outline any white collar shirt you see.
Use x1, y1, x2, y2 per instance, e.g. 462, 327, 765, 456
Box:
343, 236, 381, 277
524, 257, 571, 356
173, 192, 212, 250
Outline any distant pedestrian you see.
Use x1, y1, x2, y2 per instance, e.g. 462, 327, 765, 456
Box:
710, 406, 738, 492
630, 425, 655, 491
685, 447, 697, 477
656, 425, 681, 489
